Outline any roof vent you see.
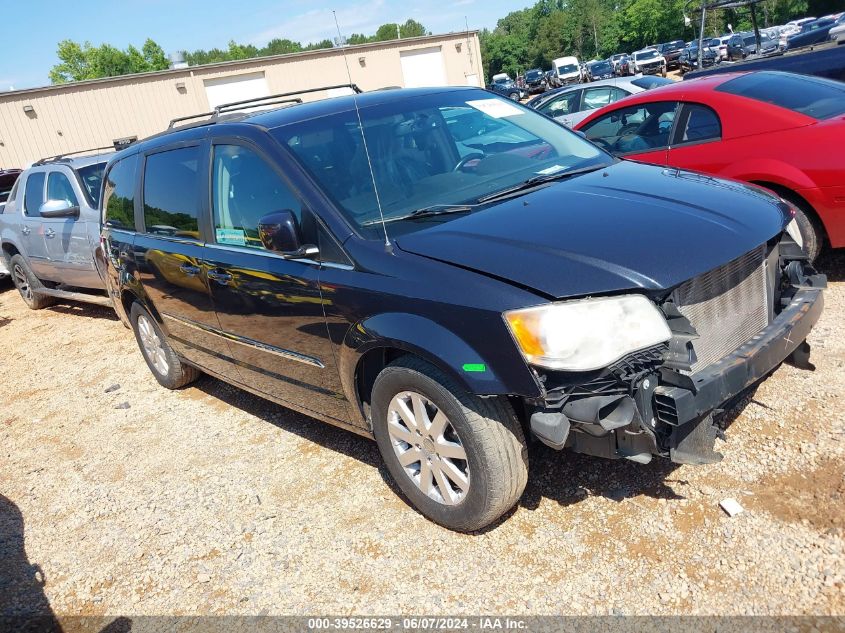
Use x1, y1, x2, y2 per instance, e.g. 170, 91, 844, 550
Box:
169, 52, 188, 70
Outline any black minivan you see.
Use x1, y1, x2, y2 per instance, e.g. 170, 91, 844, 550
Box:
101, 85, 824, 531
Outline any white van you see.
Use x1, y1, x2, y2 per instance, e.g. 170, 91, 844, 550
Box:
551, 56, 581, 86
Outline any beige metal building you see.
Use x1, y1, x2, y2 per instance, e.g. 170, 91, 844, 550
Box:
0, 31, 482, 167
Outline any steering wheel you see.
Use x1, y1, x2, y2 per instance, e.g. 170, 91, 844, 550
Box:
591, 137, 614, 152
454, 152, 485, 172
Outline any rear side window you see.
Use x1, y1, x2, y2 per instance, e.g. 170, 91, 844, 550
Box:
47, 172, 79, 207
24, 172, 45, 216
103, 155, 138, 230
142, 146, 201, 237
716, 71, 845, 120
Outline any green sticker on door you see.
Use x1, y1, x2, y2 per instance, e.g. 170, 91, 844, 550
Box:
216, 228, 246, 246
462, 363, 487, 373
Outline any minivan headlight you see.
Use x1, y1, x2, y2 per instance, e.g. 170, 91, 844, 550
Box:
504, 295, 671, 371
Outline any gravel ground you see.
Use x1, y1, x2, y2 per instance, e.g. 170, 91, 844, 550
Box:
1, 252, 843, 618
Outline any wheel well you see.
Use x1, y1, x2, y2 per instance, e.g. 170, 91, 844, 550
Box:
355, 347, 409, 414
1, 242, 19, 265
750, 180, 827, 244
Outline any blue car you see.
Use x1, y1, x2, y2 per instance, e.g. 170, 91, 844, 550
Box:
101, 84, 824, 531
786, 16, 842, 49
486, 76, 526, 101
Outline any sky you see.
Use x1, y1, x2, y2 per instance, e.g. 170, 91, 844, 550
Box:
0, 0, 528, 90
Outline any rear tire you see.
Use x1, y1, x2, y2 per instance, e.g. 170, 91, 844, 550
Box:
508, 91, 520, 101
129, 302, 200, 389
9, 254, 55, 310
371, 356, 528, 532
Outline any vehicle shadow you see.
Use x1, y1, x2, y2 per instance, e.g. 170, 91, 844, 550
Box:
192, 376, 384, 470
46, 303, 118, 321
192, 372, 750, 533
815, 248, 845, 282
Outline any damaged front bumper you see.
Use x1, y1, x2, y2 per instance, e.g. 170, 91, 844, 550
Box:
528, 270, 825, 466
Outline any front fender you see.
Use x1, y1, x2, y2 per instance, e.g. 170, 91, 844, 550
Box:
338, 312, 543, 411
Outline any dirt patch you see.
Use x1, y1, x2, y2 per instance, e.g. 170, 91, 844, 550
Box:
747, 458, 845, 531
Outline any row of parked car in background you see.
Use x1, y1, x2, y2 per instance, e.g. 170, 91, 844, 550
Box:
0, 46, 840, 530
490, 10, 845, 98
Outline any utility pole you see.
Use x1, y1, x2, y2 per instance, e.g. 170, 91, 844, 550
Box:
397, 23, 401, 40
698, 1, 706, 70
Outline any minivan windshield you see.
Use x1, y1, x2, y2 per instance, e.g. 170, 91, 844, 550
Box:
274, 90, 610, 237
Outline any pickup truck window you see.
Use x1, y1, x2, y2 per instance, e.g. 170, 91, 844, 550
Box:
24, 172, 45, 216
142, 147, 201, 238
47, 172, 78, 207
103, 155, 138, 230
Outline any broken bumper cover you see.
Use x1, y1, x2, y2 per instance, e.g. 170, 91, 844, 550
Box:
0, 256, 8, 276
655, 287, 824, 428
529, 286, 824, 464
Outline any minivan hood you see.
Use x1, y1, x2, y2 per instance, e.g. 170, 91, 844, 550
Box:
396, 161, 787, 299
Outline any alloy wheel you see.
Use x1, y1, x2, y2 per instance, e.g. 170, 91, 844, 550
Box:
386, 391, 470, 506
137, 314, 169, 375
12, 264, 31, 302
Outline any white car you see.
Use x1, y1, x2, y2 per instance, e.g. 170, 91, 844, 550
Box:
526, 75, 674, 127
631, 49, 667, 76
710, 35, 731, 59
830, 21, 845, 42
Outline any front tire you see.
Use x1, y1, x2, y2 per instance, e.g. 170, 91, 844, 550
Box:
371, 356, 528, 532
9, 254, 55, 310
508, 91, 520, 101
129, 302, 200, 389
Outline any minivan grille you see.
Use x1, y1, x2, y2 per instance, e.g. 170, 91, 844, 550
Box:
671, 245, 769, 374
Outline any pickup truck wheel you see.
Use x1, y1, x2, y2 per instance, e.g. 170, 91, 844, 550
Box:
371, 356, 528, 532
129, 302, 200, 389
9, 254, 55, 310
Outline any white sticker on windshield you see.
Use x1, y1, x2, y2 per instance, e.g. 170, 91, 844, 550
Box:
535, 165, 566, 176
466, 99, 524, 118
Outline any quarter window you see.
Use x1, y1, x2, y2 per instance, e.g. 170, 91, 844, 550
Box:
678, 104, 722, 143
211, 144, 307, 250
103, 155, 138, 230
23, 172, 46, 216
142, 146, 201, 237
46, 172, 78, 207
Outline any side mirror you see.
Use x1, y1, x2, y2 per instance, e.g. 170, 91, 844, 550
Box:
257, 210, 318, 258
40, 199, 79, 218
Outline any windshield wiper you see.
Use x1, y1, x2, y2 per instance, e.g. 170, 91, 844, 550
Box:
361, 204, 475, 226
476, 164, 608, 204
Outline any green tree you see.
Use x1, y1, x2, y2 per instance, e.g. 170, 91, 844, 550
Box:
49, 38, 170, 83
400, 19, 428, 38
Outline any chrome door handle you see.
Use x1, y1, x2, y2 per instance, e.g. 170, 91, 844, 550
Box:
21, 226, 31, 235
179, 264, 200, 277
45, 228, 56, 238
207, 270, 233, 285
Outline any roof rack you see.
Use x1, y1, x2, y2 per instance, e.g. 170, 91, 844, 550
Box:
166, 83, 362, 129
32, 145, 116, 166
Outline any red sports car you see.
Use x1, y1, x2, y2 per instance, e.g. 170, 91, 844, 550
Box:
575, 71, 845, 261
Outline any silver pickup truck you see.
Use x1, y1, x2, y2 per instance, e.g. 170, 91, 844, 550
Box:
0, 152, 112, 309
